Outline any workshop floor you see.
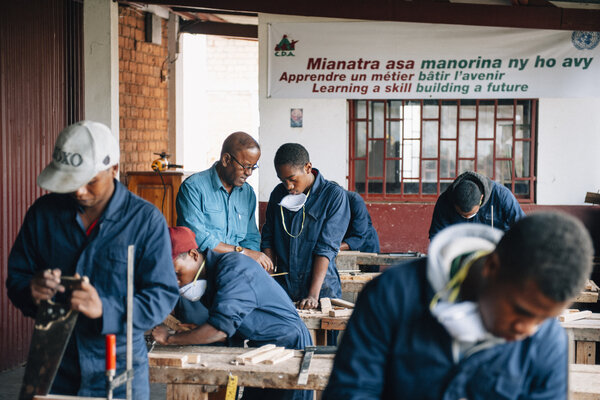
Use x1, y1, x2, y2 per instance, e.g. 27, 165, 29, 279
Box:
0, 365, 167, 399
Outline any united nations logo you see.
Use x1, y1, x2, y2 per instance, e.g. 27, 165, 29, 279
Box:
571, 31, 600, 50
274, 34, 298, 57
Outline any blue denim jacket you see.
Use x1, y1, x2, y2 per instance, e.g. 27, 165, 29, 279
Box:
6, 181, 179, 399
261, 169, 350, 301
176, 163, 261, 251
323, 259, 567, 400
343, 191, 380, 253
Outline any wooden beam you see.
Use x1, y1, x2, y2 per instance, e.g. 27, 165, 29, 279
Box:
145, 0, 600, 31
179, 20, 257, 38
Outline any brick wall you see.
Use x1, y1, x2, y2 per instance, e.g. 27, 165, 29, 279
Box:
118, 6, 169, 181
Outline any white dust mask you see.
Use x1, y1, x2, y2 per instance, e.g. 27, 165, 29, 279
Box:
178, 260, 206, 302
431, 301, 488, 342
279, 193, 307, 212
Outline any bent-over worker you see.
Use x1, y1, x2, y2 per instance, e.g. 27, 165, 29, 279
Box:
261, 143, 350, 310
429, 171, 525, 240
324, 212, 593, 399
6, 121, 179, 398
152, 226, 312, 400
340, 190, 380, 254
176, 131, 272, 271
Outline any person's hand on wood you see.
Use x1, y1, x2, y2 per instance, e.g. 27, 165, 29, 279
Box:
152, 325, 171, 345
298, 295, 319, 310
70, 274, 103, 319
30, 268, 64, 304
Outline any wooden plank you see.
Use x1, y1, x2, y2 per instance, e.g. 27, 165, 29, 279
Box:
235, 344, 277, 363
574, 292, 599, 303
163, 314, 191, 332
329, 309, 353, 317
320, 298, 332, 314
264, 349, 295, 365
149, 353, 188, 367
559, 310, 592, 322
246, 347, 285, 364
575, 342, 597, 365
330, 298, 355, 309
570, 364, 600, 399
321, 317, 348, 331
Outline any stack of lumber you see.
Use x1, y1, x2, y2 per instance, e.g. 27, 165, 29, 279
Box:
234, 344, 295, 365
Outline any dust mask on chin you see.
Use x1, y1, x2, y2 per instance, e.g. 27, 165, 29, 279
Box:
279, 193, 307, 212
178, 260, 206, 302
431, 301, 488, 342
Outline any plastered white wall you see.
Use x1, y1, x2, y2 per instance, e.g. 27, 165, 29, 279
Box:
537, 98, 600, 205
258, 14, 600, 205
258, 14, 349, 201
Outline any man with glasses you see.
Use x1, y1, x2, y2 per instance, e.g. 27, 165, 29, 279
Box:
177, 132, 273, 271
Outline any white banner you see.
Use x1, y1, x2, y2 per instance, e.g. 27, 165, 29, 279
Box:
267, 22, 600, 99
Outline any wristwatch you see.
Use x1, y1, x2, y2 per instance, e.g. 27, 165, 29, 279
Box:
234, 246, 244, 254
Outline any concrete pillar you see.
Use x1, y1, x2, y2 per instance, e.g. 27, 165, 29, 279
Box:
168, 13, 184, 165
83, 0, 119, 140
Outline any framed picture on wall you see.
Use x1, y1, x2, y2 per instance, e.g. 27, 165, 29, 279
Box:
290, 108, 303, 128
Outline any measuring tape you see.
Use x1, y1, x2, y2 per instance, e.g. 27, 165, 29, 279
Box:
225, 373, 238, 400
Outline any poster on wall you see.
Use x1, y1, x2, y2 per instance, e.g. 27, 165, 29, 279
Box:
267, 21, 600, 99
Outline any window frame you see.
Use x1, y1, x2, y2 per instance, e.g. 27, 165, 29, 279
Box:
348, 99, 537, 203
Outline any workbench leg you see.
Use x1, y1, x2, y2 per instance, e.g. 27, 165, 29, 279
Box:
315, 329, 327, 346
166, 383, 209, 400
575, 341, 596, 365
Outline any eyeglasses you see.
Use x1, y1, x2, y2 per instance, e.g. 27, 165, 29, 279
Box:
228, 153, 259, 173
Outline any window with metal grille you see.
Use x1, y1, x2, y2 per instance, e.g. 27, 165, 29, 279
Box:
348, 99, 536, 202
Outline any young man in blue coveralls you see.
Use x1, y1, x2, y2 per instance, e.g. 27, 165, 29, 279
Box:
6, 121, 179, 399
429, 170, 525, 240
261, 143, 350, 311
323, 212, 593, 400
340, 190, 380, 254
152, 226, 312, 400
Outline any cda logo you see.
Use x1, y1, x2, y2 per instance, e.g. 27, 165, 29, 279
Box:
274, 34, 298, 56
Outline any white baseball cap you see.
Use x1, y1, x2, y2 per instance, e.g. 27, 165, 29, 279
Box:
37, 120, 120, 193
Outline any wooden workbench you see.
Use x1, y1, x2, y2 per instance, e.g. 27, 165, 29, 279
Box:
147, 346, 599, 400
298, 309, 351, 345
148, 345, 333, 399
335, 251, 423, 271
561, 313, 600, 365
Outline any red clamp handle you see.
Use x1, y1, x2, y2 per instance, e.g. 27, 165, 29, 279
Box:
106, 334, 116, 372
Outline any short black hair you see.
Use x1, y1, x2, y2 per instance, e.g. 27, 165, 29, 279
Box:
452, 180, 482, 212
274, 143, 310, 169
495, 212, 593, 302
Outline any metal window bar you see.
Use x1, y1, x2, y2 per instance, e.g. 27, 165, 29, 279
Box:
348, 99, 536, 202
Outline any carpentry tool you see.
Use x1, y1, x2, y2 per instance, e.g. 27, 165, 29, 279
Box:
225, 373, 239, 400
269, 272, 289, 277
18, 276, 83, 400
297, 346, 337, 385
151, 152, 183, 172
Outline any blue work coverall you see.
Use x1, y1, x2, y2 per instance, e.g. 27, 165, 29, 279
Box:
6, 181, 180, 399
261, 169, 350, 301
176, 163, 261, 251
201, 250, 312, 400
323, 259, 568, 400
429, 172, 526, 239
343, 191, 380, 253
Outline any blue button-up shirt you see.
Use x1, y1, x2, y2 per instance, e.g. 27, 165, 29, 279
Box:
176, 163, 261, 251
343, 191, 380, 253
6, 181, 179, 399
261, 169, 350, 301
